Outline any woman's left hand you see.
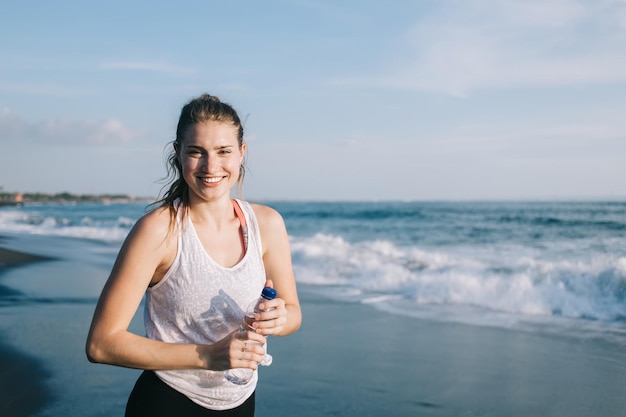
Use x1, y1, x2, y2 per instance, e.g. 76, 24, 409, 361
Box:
252, 296, 288, 336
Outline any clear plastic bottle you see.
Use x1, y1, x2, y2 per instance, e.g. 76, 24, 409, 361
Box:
224, 287, 276, 385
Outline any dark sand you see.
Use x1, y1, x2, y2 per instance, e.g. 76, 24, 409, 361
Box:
0, 339, 53, 417
0, 244, 54, 417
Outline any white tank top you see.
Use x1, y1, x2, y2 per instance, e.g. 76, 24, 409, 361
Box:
144, 199, 266, 410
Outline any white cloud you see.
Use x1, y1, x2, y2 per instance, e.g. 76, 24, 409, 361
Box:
335, 0, 626, 95
0, 108, 145, 145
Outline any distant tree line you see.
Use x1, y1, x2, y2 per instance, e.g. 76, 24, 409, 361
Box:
0, 191, 149, 204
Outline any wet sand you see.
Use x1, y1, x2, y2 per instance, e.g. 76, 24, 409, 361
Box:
0, 243, 54, 417
257, 291, 626, 417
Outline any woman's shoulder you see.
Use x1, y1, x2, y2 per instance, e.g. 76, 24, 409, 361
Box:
138, 204, 172, 225
131, 205, 177, 241
248, 202, 287, 235
248, 202, 283, 223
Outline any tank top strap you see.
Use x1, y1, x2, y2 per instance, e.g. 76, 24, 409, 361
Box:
232, 199, 249, 252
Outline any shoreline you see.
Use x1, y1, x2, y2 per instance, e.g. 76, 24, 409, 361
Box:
0, 242, 53, 299
0, 242, 55, 417
0, 232, 625, 416
0, 241, 53, 269
258, 290, 626, 417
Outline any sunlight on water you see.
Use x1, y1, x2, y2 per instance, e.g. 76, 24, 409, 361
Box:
1, 200, 625, 331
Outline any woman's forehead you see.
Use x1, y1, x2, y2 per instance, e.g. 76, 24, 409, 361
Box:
182, 121, 239, 143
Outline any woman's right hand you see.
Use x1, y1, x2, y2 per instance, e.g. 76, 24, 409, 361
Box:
206, 327, 267, 371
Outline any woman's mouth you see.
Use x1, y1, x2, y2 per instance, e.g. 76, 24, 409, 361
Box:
200, 176, 224, 184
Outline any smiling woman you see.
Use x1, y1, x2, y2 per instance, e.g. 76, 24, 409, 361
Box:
85, 94, 301, 416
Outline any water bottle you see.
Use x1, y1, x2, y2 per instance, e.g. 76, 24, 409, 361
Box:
224, 286, 276, 385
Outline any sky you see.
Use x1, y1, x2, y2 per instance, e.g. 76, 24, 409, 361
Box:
1, 0, 625, 201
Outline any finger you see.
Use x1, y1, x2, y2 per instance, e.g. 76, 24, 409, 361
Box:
231, 357, 259, 370
241, 340, 264, 352
239, 329, 265, 343
254, 309, 286, 326
239, 326, 264, 340
238, 348, 265, 364
264, 279, 274, 289
253, 321, 284, 336
256, 299, 284, 315
244, 343, 266, 357
252, 317, 273, 329
234, 342, 264, 362
254, 308, 275, 322
266, 297, 284, 308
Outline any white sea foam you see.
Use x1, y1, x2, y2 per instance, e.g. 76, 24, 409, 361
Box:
0, 207, 132, 242
2, 201, 625, 331
291, 233, 626, 323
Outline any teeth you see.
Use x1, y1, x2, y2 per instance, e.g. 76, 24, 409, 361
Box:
202, 177, 222, 183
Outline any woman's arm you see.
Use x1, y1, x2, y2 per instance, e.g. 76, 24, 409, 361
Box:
85, 208, 266, 371
253, 204, 302, 336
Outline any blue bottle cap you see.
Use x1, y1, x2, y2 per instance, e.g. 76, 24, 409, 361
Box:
261, 287, 277, 300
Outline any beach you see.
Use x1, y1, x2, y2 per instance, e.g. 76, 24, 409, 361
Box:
259, 293, 626, 417
0, 244, 53, 417
1, 232, 626, 417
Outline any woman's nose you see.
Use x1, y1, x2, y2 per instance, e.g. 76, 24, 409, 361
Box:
202, 153, 217, 171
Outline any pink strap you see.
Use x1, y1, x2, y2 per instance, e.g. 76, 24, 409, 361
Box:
232, 200, 248, 251
232, 199, 247, 227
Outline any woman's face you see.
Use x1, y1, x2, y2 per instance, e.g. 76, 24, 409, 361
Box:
178, 121, 245, 203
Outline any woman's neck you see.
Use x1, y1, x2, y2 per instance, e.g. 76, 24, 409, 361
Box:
187, 194, 236, 228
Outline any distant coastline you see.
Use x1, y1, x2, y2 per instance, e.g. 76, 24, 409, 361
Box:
0, 191, 152, 207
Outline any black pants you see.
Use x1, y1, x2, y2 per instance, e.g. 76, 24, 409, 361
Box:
125, 371, 255, 417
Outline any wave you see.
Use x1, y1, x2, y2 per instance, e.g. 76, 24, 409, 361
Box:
497, 215, 626, 232
0, 206, 137, 242
291, 233, 626, 323
3, 202, 625, 329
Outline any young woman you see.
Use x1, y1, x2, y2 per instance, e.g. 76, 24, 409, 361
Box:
86, 94, 302, 416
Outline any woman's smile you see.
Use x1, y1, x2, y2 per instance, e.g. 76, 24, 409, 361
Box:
200, 176, 226, 185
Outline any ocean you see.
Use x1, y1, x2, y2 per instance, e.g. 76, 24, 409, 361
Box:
1, 200, 625, 416
1, 200, 625, 334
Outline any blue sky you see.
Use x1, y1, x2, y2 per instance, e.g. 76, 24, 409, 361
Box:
1, 0, 625, 201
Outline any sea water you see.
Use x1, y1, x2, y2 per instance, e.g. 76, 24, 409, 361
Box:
1, 200, 625, 334
1, 200, 625, 416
